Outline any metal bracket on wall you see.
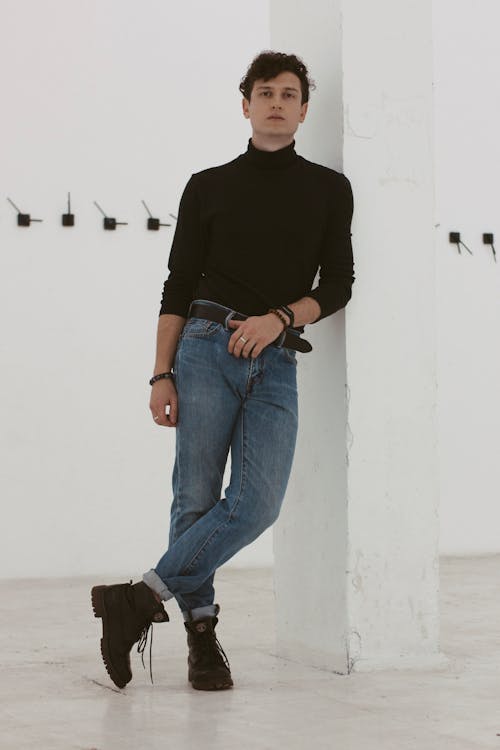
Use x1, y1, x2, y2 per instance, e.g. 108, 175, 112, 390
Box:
93, 201, 128, 230
483, 233, 496, 263
142, 200, 172, 231
449, 231, 473, 255
7, 197, 43, 226
62, 192, 75, 226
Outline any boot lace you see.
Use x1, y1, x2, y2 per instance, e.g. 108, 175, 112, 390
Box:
137, 623, 155, 684
196, 630, 231, 671
213, 635, 231, 671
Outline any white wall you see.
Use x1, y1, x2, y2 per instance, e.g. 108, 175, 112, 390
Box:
0, 0, 271, 578
433, 0, 500, 554
2, 0, 500, 581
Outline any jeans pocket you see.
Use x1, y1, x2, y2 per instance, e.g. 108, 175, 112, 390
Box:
180, 317, 221, 339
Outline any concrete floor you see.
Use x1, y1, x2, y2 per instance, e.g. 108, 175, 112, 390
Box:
2, 556, 500, 750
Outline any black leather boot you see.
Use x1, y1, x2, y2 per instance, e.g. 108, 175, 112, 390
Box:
91, 580, 169, 688
184, 605, 233, 690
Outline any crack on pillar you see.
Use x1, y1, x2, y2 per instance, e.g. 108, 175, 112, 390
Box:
346, 629, 362, 673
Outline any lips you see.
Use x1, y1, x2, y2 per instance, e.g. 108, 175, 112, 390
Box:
268, 116, 284, 120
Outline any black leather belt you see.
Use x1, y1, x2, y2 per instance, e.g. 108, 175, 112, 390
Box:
187, 301, 313, 353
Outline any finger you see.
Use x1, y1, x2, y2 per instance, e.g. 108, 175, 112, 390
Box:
241, 341, 254, 359
230, 332, 250, 358
150, 400, 168, 426
167, 395, 178, 426
152, 410, 168, 426
227, 320, 242, 351
228, 328, 246, 355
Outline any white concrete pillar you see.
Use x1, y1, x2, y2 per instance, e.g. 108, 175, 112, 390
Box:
272, 0, 445, 672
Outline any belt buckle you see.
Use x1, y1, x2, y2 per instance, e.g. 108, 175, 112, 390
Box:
224, 309, 247, 330
224, 310, 236, 330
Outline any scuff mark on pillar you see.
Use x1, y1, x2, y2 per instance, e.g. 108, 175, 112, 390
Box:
346, 629, 362, 673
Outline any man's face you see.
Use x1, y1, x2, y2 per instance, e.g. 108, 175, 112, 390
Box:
242, 71, 308, 141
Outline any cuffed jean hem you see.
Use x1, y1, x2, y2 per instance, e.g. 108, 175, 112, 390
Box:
182, 604, 220, 622
142, 569, 175, 602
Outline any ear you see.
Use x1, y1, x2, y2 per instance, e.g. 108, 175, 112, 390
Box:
299, 101, 308, 122
242, 97, 250, 119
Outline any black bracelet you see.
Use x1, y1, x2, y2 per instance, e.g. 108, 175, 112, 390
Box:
278, 304, 294, 329
149, 372, 174, 386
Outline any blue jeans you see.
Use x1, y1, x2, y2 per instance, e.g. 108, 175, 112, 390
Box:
143, 302, 298, 621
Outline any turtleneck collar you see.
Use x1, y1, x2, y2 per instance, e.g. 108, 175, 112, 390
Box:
242, 137, 298, 169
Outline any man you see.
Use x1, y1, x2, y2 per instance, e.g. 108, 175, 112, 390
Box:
91, 50, 354, 691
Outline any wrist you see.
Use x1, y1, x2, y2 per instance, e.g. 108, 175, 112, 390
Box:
150, 372, 174, 386
277, 304, 294, 329
267, 308, 288, 330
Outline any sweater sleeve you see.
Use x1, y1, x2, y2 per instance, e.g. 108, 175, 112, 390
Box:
158, 174, 206, 316
307, 173, 355, 321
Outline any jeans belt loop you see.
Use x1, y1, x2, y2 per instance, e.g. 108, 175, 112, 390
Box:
275, 330, 286, 349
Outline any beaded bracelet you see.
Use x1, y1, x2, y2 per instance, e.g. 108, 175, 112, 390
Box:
278, 304, 294, 329
268, 308, 288, 329
149, 372, 174, 386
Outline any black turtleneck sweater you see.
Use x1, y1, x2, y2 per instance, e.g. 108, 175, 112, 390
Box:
159, 138, 354, 323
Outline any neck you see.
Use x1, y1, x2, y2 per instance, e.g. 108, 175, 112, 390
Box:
250, 134, 295, 152
242, 136, 298, 170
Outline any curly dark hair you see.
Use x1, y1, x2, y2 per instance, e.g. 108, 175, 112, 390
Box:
239, 50, 316, 105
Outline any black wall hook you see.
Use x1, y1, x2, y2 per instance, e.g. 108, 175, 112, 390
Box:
449, 231, 473, 255
62, 192, 75, 226
94, 201, 128, 230
483, 233, 496, 263
7, 197, 43, 226
142, 200, 171, 231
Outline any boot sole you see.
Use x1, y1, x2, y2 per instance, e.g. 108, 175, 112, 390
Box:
91, 585, 130, 689
191, 682, 233, 690
189, 674, 234, 690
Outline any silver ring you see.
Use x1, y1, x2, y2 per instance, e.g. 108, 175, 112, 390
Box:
153, 416, 159, 421
239, 336, 248, 344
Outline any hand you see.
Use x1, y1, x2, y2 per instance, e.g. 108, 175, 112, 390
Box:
149, 378, 178, 427
227, 313, 286, 359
